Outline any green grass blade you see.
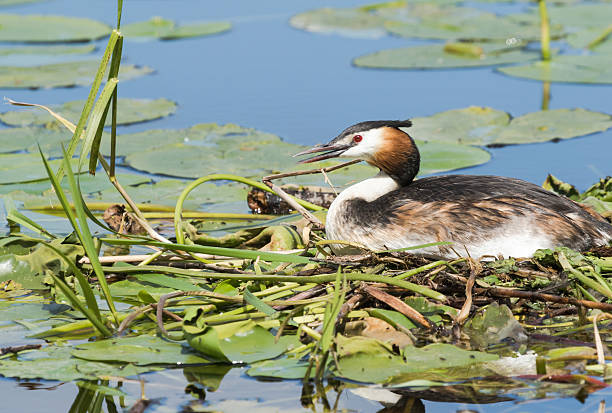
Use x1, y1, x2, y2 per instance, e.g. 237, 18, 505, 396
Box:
34, 239, 103, 322
50, 273, 111, 337
3, 196, 56, 239
117, 0, 123, 29
243, 289, 277, 317
61, 147, 120, 324
82, 79, 118, 173
320, 270, 345, 353
55, 30, 119, 182
39, 147, 82, 239
100, 238, 311, 264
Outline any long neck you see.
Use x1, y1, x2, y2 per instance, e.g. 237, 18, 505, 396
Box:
369, 128, 420, 186
333, 171, 399, 205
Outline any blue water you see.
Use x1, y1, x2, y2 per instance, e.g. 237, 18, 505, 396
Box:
1, 0, 612, 411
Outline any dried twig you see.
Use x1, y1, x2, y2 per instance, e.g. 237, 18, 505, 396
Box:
362, 284, 431, 329
455, 259, 481, 325
0, 344, 42, 355
481, 287, 612, 311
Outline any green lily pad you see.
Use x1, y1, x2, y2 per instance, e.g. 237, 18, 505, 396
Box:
0, 14, 110, 43
96, 179, 248, 209
492, 108, 612, 144
334, 335, 498, 383
497, 54, 612, 84
409, 106, 612, 146
289, 8, 389, 38
548, 4, 612, 29
0, 153, 79, 184
0, 127, 70, 154
463, 303, 527, 349
354, 43, 539, 69
183, 317, 299, 364
0, 0, 43, 5
247, 357, 313, 379
0, 98, 177, 127
0, 60, 153, 89
0, 346, 161, 381
566, 26, 612, 53
122, 17, 231, 40
386, 12, 558, 41
113, 123, 489, 182
73, 335, 211, 365
0, 301, 70, 321
0, 44, 95, 57
409, 106, 510, 145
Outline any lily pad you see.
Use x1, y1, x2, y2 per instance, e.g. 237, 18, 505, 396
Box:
334, 335, 498, 383
354, 43, 539, 69
0, 98, 177, 127
0, 0, 44, 5
548, 4, 612, 29
73, 335, 211, 365
492, 108, 612, 144
183, 317, 299, 364
0, 14, 110, 43
463, 303, 527, 349
0, 60, 153, 89
112, 123, 489, 183
122, 17, 231, 40
497, 54, 612, 84
0, 301, 70, 321
0, 153, 79, 184
408, 106, 612, 146
290, 8, 389, 38
386, 12, 558, 41
0, 127, 70, 154
0, 346, 161, 381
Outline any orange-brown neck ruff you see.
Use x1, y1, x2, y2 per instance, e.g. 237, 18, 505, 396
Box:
368, 127, 420, 186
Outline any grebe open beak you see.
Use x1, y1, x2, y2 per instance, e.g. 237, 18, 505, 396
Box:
293, 143, 350, 164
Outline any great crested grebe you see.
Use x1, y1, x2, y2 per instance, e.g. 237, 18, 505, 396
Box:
295, 120, 612, 258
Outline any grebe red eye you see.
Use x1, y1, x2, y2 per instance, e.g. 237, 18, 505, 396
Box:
353, 134, 363, 143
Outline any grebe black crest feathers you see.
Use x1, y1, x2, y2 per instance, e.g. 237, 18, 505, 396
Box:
295, 120, 612, 258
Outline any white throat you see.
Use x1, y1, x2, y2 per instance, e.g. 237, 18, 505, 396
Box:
326, 171, 398, 244
333, 170, 399, 204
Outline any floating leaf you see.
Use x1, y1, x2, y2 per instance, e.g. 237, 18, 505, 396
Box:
0, 60, 153, 89
73, 335, 211, 365
0, 127, 70, 154
497, 54, 612, 84
0, 14, 110, 43
354, 43, 538, 69
122, 17, 230, 40
386, 12, 558, 41
334, 335, 498, 383
183, 317, 299, 364
247, 357, 313, 380
0, 301, 70, 321
112, 123, 489, 182
0, 98, 177, 127
0, 0, 44, 5
290, 8, 388, 38
548, 4, 612, 29
0, 153, 79, 184
463, 303, 527, 349
492, 109, 612, 144
409, 106, 612, 146
409, 106, 510, 145
0, 44, 96, 66
0, 346, 161, 381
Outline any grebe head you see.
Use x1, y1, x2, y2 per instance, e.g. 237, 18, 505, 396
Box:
295, 120, 420, 185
